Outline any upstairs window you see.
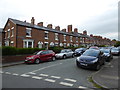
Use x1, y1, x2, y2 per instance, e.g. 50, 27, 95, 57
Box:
70, 36, 73, 42
76, 37, 78, 43
7, 29, 10, 38
64, 35, 66, 41
11, 27, 14, 37
26, 28, 32, 37
55, 33, 58, 40
44, 31, 49, 39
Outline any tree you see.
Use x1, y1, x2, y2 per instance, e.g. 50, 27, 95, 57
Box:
114, 41, 120, 47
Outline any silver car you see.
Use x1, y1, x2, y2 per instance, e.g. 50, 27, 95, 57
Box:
55, 49, 75, 59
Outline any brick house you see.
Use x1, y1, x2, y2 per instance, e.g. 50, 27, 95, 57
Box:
3, 17, 91, 49
2, 17, 115, 49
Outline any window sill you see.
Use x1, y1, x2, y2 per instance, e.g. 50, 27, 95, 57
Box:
45, 37, 48, 39
26, 36, 32, 37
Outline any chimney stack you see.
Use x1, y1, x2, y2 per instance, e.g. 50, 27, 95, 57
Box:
47, 24, 52, 29
67, 25, 72, 33
83, 30, 87, 35
31, 17, 35, 25
74, 28, 78, 33
90, 34, 93, 37
62, 28, 66, 32
55, 26, 60, 30
37, 22, 43, 27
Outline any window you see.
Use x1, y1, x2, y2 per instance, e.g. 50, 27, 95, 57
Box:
55, 42, 58, 46
5, 40, 9, 46
11, 27, 14, 37
7, 29, 10, 38
70, 36, 72, 42
76, 37, 78, 43
80, 37, 83, 43
55, 33, 58, 40
64, 35, 66, 41
26, 28, 32, 37
44, 42, 48, 49
23, 39, 34, 48
44, 31, 49, 39
38, 41, 43, 48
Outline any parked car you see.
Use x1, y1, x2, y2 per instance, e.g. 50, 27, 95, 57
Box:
74, 48, 87, 56
100, 49, 113, 62
89, 46, 99, 50
25, 50, 56, 64
55, 49, 75, 59
111, 48, 120, 56
76, 49, 105, 70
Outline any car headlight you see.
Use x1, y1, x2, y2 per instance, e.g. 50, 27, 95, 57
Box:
76, 57, 80, 61
91, 58, 98, 63
27, 57, 34, 59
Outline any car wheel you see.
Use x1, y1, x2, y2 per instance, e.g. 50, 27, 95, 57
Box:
52, 57, 56, 61
34, 59, 40, 64
63, 55, 66, 59
95, 64, 101, 71
72, 54, 75, 58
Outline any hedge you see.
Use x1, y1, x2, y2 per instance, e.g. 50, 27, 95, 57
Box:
2, 46, 45, 56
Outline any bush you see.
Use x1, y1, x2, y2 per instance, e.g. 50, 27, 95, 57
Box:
2, 46, 17, 55
49, 46, 63, 53
2, 46, 45, 56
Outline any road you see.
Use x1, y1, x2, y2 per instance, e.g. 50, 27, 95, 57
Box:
1, 56, 118, 89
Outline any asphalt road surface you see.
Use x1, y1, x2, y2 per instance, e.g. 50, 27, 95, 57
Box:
1, 56, 118, 89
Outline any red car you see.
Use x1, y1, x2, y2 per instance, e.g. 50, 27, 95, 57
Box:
25, 50, 56, 64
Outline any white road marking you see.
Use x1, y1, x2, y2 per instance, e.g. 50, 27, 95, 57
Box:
12, 73, 19, 76
64, 78, 77, 82
51, 76, 61, 79
40, 74, 48, 77
0, 71, 3, 73
44, 79, 56, 82
20, 74, 30, 77
59, 82, 73, 87
32, 76, 42, 79
78, 86, 87, 89
29, 63, 62, 73
28, 72, 36, 75
5, 72, 11, 74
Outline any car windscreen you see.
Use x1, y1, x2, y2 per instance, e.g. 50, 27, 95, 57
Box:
35, 51, 42, 55
75, 48, 83, 51
100, 49, 110, 53
61, 50, 66, 53
111, 48, 119, 52
82, 50, 99, 57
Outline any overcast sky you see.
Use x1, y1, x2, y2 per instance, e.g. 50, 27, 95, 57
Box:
0, 0, 119, 40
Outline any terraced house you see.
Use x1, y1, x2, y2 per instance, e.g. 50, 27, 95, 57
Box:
2, 17, 115, 49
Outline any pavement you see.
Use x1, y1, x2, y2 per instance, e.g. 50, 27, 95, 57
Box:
1, 56, 119, 89
92, 56, 119, 89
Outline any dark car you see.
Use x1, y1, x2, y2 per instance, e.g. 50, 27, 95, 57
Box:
74, 48, 87, 56
89, 46, 99, 50
25, 50, 56, 64
100, 49, 113, 62
76, 49, 105, 70
111, 48, 120, 56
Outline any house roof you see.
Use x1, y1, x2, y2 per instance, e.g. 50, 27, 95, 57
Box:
9, 18, 89, 38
